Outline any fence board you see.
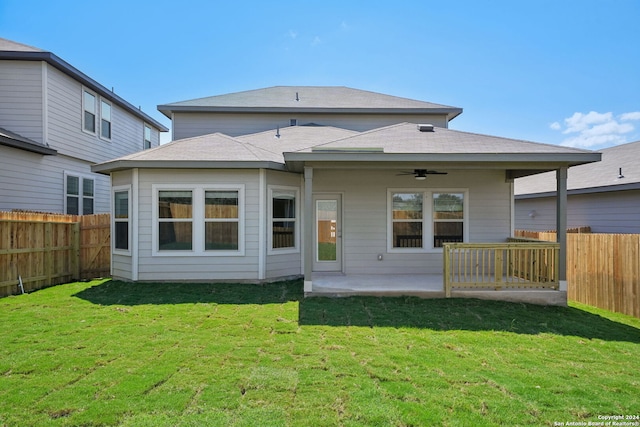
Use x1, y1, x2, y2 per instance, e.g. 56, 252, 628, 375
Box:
0, 212, 111, 297
516, 229, 640, 319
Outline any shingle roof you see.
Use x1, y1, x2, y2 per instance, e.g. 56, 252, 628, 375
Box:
0, 126, 57, 155
0, 38, 43, 52
158, 86, 463, 120
301, 122, 594, 154
0, 37, 168, 132
515, 140, 640, 196
93, 122, 601, 175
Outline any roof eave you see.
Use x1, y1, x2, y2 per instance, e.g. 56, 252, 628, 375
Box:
0, 135, 57, 155
91, 160, 288, 175
0, 51, 169, 132
158, 104, 463, 118
283, 152, 602, 173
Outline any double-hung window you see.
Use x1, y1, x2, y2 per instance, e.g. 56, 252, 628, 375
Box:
158, 190, 193, 251
270, 188, 298, 251
113, 187, 130, 252
144, 124, 152, 149
66, 173, 94, 215
83, 90, 97, 134
388, 189, 467, 251
153, 185, 244, 255
205, 191, 239, 250
100, 100, 112, 140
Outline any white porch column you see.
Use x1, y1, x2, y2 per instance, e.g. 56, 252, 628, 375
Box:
556, 167, 568, 291
303, 167, 313, 293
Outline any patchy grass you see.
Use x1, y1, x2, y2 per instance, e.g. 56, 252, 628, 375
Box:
0, 279, 639, 426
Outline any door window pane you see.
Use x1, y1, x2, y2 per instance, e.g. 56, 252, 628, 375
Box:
317, 200, 337, 261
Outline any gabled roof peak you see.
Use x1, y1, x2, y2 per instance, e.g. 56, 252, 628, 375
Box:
158, 86, 463, 120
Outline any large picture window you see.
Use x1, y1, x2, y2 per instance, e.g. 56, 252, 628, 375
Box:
388, 189, 467, 251
153, 185, 244, 256
270, 188, 297, 251
158, 190, 193, 251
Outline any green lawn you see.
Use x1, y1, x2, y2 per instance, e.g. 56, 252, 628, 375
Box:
1, 279, 639, 427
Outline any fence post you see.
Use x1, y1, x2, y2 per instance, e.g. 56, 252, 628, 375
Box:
71, 221, 81, 280
44, 222, 53, 286
443, 244, 451, 297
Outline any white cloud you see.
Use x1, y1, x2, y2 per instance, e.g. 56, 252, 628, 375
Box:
551, 111, 640, 149
620, 111, 640, 121
287, 30, 298, 39
311, 36, 322, 46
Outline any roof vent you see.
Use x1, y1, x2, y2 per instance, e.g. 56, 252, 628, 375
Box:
417, 124, 434, 132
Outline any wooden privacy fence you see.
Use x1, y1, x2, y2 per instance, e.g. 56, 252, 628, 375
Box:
0, 212, 110, 297
515, 229, 640, 318
443, 242, 560, 297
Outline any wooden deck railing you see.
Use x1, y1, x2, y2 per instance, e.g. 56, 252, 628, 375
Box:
443, 241, 560, 297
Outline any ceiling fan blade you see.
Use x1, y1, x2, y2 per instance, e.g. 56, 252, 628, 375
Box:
425, 170, 448, 175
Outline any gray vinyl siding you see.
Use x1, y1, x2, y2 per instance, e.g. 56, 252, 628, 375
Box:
265, 170, 303, 279
135, 169, 261, 282
0, 61, 43, 143
172, 112, 450, 139
46, 66, 159, 164
312, 168, 512, 275
515, 190, 640, 233
0, 145, 109, 213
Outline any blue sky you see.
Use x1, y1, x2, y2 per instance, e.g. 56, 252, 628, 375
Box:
2, 0, 639, 149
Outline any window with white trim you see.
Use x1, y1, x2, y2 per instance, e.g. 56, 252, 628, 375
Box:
113, 187, 130, 252
388, 189, 467, 251
153, 185, 244, 256
65, 174, 94, 215
144, 124, 152, 149
205, 190, 239, 251
82, 89, 97, 134
432, 193, 465, 248
158, 190, 193, 251
269, 187, 298, 251
100, 100, 112, 140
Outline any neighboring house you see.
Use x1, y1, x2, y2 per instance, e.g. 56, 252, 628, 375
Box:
93, 87, 600, 305
158, 86, 463, 139
515, 140, 640, 233
0, 38, 168, 214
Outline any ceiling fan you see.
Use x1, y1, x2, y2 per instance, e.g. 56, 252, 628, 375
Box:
397, 169, 448, 180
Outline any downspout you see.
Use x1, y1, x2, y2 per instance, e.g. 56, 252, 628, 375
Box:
556, 167, 568, 293
258, 169, 266, 281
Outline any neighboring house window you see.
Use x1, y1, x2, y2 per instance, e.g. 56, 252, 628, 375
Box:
144, 124, 152, 149
205, 191, 239, 250
113, 187, 130, 251
153, 185, 245, 255
433, 193, 465, 248
270, 188, 298, 250
391, 192, 423, 248
65, 174, 94, 215
100, 100, 112, 140
158, 190, 193, 251
388, 189, 468, 251
83, 90, 97, 134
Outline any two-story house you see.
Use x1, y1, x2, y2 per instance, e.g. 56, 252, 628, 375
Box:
0, 37, 168, 214
94, 86, 600, 305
